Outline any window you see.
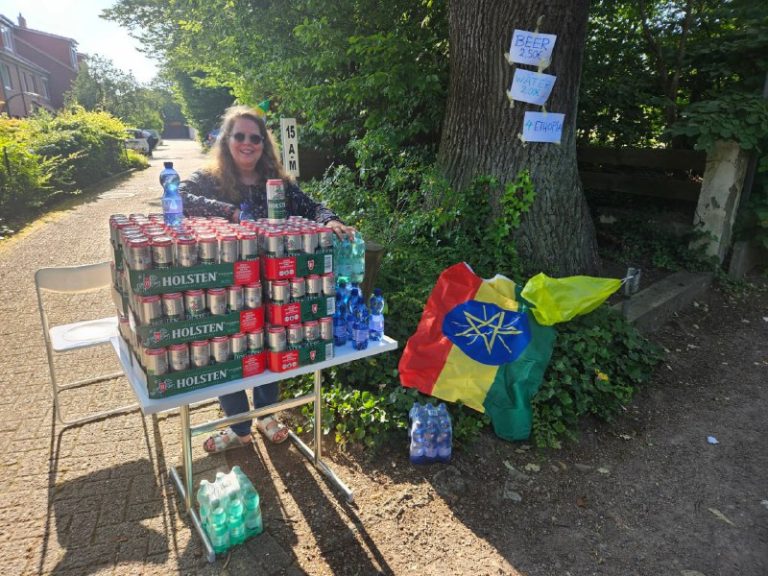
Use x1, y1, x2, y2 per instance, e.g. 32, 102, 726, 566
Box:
0, 63, 12, 90
70, 44, 78, 69
41, 77, 49, 99
0, 27, 12, 52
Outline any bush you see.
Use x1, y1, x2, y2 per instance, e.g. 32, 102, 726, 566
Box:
0, 107, 139, 228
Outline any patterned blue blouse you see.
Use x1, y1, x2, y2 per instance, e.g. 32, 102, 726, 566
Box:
179, 170, 340, 224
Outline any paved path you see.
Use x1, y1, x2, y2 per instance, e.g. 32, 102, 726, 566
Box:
0, 140, 310, 575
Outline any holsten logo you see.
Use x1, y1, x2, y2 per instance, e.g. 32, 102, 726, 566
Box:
161, 272, 219, 287
171, 322, 226, 339
175, 369, 228, 389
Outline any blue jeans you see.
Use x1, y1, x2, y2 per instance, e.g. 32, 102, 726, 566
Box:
218, 382, 279, 437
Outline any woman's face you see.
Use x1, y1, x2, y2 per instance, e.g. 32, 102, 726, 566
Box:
227, 117, 264, 175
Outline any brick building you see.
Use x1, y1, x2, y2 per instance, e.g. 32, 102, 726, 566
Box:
0, 13, 83, 117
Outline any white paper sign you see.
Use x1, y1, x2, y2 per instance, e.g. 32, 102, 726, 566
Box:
522, 111, 565, 143
280, 118, 300, 177
509, 29, 557, 67
509, 69, 556, 105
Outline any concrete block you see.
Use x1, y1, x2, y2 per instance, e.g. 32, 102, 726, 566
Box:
612, 271, 713, 333
728, 240, 768, 279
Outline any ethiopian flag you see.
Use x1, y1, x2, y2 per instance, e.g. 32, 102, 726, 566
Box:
399, 262, 556, 441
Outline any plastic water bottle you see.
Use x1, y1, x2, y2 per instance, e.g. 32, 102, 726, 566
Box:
334, 236, 352, 285
346, 287, 361, 335
209, 506, 230, 554
423, 405, 439, 460
244, 491, 263, 537
409, 403, 427, 464
160, 161, 183, 229
436, 403, 453, 462
352, 301, 369, 350
333, 300, 349, 346
228, 498, 246, 546
368, 288, 384, 341
350, 232, 366, 285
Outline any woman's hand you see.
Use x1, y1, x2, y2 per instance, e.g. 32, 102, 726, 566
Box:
325, 220, 357, 241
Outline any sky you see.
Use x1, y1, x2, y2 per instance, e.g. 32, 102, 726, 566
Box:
0, 0, 158, 83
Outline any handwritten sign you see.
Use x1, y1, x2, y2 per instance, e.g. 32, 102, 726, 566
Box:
280, 118, 300, 177
522, 111, 565, 144
509, 69, 556, 106
509, 29, 557, 67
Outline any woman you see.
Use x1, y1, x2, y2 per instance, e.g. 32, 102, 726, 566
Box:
180, 104, 355, 453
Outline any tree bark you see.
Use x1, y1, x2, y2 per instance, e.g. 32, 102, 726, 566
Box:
437, 0, 600, 276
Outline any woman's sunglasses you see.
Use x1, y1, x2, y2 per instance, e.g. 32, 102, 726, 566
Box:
232, 132, 265, 145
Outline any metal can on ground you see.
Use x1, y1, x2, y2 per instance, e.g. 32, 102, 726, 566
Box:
168, 343, 190, 372
190, 340, 211, 368
211, 335, 232, 363
207, 287, 227, 316
267, 326, 287, 352
144, 347, 168, 376
161, 292, 185, 321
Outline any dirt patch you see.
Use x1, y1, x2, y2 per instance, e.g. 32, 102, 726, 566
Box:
207, 276, 768, 575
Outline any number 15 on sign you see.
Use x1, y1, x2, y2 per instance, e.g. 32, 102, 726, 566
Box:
280, 118, 300, 178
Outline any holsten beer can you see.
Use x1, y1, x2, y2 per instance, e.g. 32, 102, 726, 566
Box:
287, 323, 304, 348
138, 294, 162, 325
290, 277, 306, 302
144, 347, 168, 376
219, 233, 239, 263
190, 340, 211, 368
305, 275, 321, 297
227, 285, 244, 312
266, 179, 286, 222
211, 335, 232, 363
230, 333, 247, 358
184, 289, 206, 318
168, 342, 190, 372
247, 329, 264, 352
198, 233, 219, 264
161, 292, 185, 321
244, 282, 262, 309
151, 235, 174, 269
271, 280, 290, 305
267, 326, 287, 352
239, 231, 258, 260
207, 287, 228, 316
321, 272, 335, 297
303, 320, 320, 342
126, 237, 152, 270
319, 316, 333, 341
176, 235, 198, 267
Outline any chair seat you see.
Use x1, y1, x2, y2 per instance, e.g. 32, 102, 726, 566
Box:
50, 316, 118, 352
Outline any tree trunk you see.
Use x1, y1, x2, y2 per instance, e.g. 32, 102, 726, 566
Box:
438, 0, 600, 276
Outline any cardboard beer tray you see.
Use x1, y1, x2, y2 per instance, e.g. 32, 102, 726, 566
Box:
127, 259, 260, 296
134, 308, 265, 348
267, 295, 335, 325
262, 251, 333, 281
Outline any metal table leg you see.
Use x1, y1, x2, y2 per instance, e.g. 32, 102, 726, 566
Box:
169, 404, 216, 563
288, 369, 354, 502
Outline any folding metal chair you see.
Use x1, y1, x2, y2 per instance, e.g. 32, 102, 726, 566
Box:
35, 261, 138, 426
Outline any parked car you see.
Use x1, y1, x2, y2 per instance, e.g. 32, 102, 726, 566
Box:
125, 129, 151, 156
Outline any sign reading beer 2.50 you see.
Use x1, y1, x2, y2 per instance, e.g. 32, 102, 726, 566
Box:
280, 118, 300, 178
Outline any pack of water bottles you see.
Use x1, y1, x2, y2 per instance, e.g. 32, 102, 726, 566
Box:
409, 402, 453, 464
196, 466, 264, 554
331, 231, 386, 351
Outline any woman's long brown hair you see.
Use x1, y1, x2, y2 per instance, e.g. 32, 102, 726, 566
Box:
205, 104, 291, 203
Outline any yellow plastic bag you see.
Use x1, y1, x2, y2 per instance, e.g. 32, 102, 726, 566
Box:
520, 273, 622, 326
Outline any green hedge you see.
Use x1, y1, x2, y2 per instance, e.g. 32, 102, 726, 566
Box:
0, 107, 147, 228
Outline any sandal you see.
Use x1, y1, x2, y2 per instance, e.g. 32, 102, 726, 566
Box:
256, 416, 289, 444
203, 429, 252, 453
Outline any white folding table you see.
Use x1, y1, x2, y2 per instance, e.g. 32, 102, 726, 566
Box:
111, 335, 398, 562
